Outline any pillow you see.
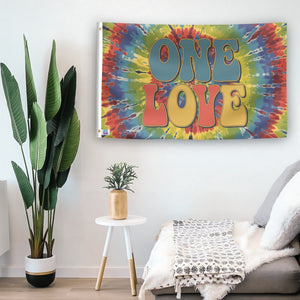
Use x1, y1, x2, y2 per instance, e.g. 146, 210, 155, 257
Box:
260, 171, 300, 250
254, 160, 300, 227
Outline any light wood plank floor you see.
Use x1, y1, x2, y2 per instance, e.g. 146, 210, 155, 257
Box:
0, 278, 154, 300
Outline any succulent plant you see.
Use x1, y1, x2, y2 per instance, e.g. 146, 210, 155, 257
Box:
104, 162, 137, 192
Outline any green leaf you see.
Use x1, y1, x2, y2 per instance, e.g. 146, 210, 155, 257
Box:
56, 167, 70, 188
11, 161, 34, 209
0, 63, 27, 145
54, 66, 76, 146
38, 133, 55, 188
47, 184, 58, 210
53, 109, 80, 173
40, 173, 58, 210
23, 35, 37, 118
46, 114, 59, 135
45, 41, 61, 121
30, 103, 47, 170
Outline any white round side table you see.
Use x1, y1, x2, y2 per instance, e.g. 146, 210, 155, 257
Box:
94, 215, 147, 296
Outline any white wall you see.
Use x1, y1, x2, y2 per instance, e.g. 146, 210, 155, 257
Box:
0, 181, 9, 256
0, 0, 299, 278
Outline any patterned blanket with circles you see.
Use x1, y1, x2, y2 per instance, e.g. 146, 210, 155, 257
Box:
173, 219, 245, 297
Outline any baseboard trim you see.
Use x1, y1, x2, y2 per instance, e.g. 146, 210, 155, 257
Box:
0, 266, 144, 278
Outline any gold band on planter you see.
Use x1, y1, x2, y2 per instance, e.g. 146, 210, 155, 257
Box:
26, 270, 55, 276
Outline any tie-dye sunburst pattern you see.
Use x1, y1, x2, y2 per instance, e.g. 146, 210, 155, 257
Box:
99, 22, 287, 140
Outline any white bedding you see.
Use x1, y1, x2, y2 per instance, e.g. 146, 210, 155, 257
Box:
139, 221, 300, 300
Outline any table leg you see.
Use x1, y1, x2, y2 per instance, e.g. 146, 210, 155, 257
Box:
132, 252, 137, 284
95, 226, 113, 291
129, 229, 137, 285
123, 226, 137, 296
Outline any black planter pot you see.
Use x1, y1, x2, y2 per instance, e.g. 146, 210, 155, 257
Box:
25, 254, 56, 288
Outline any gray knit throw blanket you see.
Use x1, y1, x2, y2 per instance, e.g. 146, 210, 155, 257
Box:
173, 219, 245, 298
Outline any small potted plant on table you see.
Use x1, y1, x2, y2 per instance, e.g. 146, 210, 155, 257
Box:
104, 162, 137, 220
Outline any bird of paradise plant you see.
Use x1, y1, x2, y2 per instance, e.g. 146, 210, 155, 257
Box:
1, 36, 80, 258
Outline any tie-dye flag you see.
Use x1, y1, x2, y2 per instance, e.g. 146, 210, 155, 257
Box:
97, 22, 287, 140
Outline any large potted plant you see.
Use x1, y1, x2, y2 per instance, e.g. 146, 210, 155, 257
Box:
104, 162, 137, 220
1, 36, 80, 287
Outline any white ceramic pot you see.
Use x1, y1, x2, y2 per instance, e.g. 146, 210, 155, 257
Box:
25, 254, 56, 287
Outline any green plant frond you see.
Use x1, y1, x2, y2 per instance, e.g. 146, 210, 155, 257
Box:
37, 133, 55, 188
11, 161, 34, 209
53, 109, 80, 173
45, 41, 61, 121
42, 175, 58, 211
103, 162, 138, 192
23, 35, 37, 118
0, 63, 27, 145
54, 66, 76, 146
2, 38, 80, 259
56, 167, 70, 188
30, 103, 47, 170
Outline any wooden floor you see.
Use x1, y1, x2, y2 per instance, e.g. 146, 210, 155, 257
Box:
0, 278, 154, 300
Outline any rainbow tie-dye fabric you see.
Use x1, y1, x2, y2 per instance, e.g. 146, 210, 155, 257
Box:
98, 22, 287, 140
